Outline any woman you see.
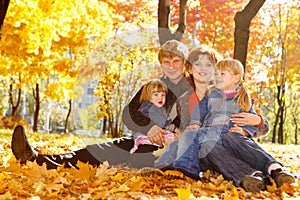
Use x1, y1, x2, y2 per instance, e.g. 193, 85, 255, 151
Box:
158, 56, 294, 192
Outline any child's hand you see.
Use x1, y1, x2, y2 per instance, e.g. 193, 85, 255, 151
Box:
186, 124, 201, 130
228, 124, 249, 137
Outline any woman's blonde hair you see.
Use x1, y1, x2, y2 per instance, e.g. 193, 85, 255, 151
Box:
139, 79, 168, 103
158, 40, 188, 63
185, 45, 223, 90
216, 58, 251, 112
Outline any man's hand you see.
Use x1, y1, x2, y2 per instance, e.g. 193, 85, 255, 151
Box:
147, 125, 165, 147
230, 112, 261, 126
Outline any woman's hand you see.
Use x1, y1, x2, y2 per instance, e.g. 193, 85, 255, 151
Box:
228, 124, 249, 137
186, 124, 201, 130
147, 125, 165, 147
230, 112, 262, 126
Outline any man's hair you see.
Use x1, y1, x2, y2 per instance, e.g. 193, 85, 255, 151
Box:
139, 79, 168, 103
158, 40, 188, 63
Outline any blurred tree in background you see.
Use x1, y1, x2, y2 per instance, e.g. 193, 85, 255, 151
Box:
0, 0, 299, 144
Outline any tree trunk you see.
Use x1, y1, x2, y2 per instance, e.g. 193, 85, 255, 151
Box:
233, 0, 266, 68
65, 99, 72, 134
8, 76, 21, 116
102, 117, 107, 136
158, 0, 187, 45
32, 83, 40, 132
293, 113, 298, 145
278, 98, 285, 144
9, 85, 21, 116
0, 0, 10, 39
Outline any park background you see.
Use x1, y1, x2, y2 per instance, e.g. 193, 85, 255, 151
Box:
0, 0, 300, 199
0, 0, 299, 144
0, 0, 300, 144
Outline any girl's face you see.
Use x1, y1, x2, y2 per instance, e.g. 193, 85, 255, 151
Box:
161, 56, 184, 84
215, 69, 240, 92
150, 92, 166, 107
190, 54, 215, 85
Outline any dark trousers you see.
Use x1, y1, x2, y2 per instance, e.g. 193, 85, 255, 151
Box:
222, 132, 279, 175
199, 140, 257, 185
199, 132, 280, 185
36, 137, 159, 169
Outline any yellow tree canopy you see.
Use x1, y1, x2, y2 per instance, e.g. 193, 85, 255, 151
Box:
0, 0, 114, 101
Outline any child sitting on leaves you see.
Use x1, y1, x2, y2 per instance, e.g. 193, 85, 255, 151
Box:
130, 79, 179, 153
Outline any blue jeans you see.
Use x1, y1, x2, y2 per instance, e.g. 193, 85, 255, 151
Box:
154, 140, 178, 168
199, 140, 258, 185
222, 132, 280, 175
171, 129, 201, 176
171, 126, 225, 176
171, 127, 260, 185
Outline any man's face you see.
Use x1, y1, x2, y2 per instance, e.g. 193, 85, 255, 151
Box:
160, 56, 184, 84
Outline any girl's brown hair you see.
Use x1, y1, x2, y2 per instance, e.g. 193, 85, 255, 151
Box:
216, 58, 251, 112
139, 79, 168, 103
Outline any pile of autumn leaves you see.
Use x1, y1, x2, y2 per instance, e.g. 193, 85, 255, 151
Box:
0, 132, 299, 199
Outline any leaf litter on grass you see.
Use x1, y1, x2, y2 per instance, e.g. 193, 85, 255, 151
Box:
0, 132, 299, 199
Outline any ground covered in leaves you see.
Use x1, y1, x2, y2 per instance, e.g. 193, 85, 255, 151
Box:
0, 130, 299, 199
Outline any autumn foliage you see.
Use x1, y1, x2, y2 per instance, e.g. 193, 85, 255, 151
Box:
0, 132, 299, 199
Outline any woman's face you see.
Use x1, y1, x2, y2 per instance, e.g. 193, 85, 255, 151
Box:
190, 54, 215, 84
160, 56, 184, 84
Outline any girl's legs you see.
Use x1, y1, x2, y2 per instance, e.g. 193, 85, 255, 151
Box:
154, 140, 178, 168
170, 129, 201, 179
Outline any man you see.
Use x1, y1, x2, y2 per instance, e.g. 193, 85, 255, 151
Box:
11, 40, 191, 169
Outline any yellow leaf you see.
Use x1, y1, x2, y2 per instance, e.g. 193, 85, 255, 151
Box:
174, 187, 192, 200
224, 187, 239, 200
111, 172, 124, 181
266, 178, 277, 192
109, 183, 130, 193
205, 169, 211, 179
74, 161, 95, 179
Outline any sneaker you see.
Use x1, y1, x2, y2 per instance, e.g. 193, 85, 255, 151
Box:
240, 172, 266, 192
271, 168, 295, 187
11, 125, 37, 164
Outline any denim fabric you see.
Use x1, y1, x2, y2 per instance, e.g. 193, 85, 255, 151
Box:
199, 140, 257, 186
197, 126, 226, 158
191, 90, 258, 136
171, 129, 201, 176
170, 128, 259, 185
170, 126, 226, 176
138, 102, 170, 128
222, 132, 280, 175
154, 140, 178, 168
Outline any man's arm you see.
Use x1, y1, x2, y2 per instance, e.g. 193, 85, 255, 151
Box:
122, 86, 156, 135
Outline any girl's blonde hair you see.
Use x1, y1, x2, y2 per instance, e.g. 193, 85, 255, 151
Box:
139, 79, 168, 103
185, 45, 223, 90
216, 58, 251, 112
